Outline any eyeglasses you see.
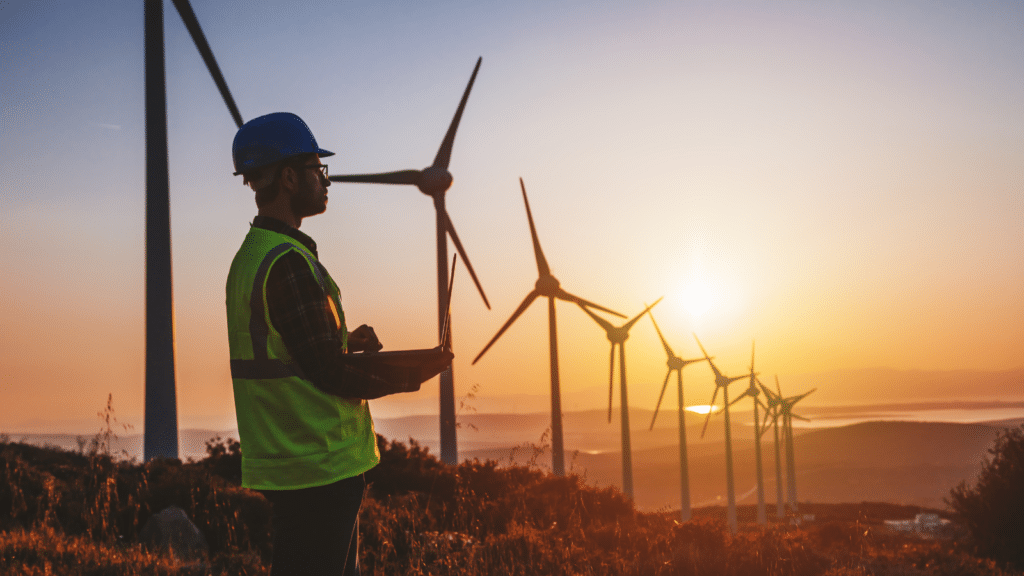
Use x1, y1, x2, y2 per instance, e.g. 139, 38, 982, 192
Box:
274, 162, 329, 183
302, 164, 328, 179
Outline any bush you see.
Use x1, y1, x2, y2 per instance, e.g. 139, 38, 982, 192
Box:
947, 424, 1024, 570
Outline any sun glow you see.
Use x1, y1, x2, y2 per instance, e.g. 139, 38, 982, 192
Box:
686, 405, 719, 415
680, 280, 717, 321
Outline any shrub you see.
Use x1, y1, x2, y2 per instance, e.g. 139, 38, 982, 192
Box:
947, 424, 1024, 570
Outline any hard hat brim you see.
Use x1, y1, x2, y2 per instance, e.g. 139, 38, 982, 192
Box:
232, 148, 334, 176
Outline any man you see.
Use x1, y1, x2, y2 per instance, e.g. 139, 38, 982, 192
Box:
225, 112, 414, 575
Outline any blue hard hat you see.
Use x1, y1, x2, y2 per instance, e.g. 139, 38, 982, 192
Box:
232, 112, 334, 175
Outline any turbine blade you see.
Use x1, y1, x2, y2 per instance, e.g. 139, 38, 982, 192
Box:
472, 290, 539, 364
576, 301, 616, 333
519, 178, 551, 277
329, 170, 421, 185
775, 375, 783, 397
649, 370, 672, 430
756, 377, 778, 402
648, 310, 675, 359
557, 289, 625, 318
439, 254, 457, 349
792, 412, 810, 422
607, 345, 615, 423
700, 387, 720, 439
442, 209, 490, 309
758, 406, 775, 437
728, 373, 750, 385
170, 0, 243, 128
792, 388, 817, 405
623, 297, 663, 332
432, 57, 481, 170
728, 390, 749, 407
755, 396, 770, 414
683, 356, 709, 368
693, 334, 723, 378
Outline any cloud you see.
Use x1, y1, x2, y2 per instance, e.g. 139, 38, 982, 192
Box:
89, 122, 122, 131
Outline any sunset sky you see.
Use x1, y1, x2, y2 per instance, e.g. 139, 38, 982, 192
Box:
2, 0, 1021, 435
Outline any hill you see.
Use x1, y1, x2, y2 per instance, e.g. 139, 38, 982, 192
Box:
1, 436, 1021, 575
460, 419, 1005, 510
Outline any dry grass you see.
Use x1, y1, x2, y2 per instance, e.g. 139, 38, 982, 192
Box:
0, 433, 1019, 576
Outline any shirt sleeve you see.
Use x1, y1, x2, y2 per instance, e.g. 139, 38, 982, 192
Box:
264, 250, 413, 399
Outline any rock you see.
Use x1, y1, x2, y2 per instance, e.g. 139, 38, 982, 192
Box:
138, 505, 209, 562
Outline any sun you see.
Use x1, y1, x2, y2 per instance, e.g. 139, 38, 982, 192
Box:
686, 405, 719, 415
680, 279, 718, 321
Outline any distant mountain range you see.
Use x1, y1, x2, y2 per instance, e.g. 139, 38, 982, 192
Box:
781, 366, 1024, 405
368, 367, 1024, 417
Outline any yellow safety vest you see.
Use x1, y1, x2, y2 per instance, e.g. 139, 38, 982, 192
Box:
225, 226, 379, 490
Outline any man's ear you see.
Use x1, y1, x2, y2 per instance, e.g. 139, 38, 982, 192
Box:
278, 165, 297, 194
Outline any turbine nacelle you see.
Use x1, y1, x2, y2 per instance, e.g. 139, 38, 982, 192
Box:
535, 274, 561, 297
418, 165, 453, 197
607, 326, 631, 344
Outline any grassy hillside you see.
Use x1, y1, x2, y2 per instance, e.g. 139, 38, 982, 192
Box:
0, 435, 1019, 575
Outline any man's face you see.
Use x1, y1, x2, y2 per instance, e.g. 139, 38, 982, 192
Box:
290, 155, 330, 219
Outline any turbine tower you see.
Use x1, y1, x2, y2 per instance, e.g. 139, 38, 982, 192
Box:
473, 179, 624, 476
145, 0, 244, 461
577, 298, 663, 501
727, 342, 768, 524
695, 335, 748, 534
647, 311, 708, 521
330, 58, 490, 466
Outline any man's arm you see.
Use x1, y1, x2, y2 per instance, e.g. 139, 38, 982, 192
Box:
264, 251, 410, 399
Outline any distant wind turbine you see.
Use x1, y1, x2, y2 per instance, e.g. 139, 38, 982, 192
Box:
759, 376, 787, 519
330, 58, 489, 466
695, 335, 748, 534
727, 342, 767, 524
473, 178, 624, 476
577, 298, 663, 501
647, 311, 709, 521
779, 385, 815, 513
145, 0, 245, 461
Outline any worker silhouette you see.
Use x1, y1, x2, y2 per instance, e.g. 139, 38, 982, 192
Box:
226, 112, 440, 576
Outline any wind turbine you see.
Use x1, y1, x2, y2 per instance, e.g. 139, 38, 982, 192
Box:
473, 178, 625, 476
779, 384, 815, 513
759, 376, 787, 519
145, 0, 244, 460
646, 311, 708, 521
726, 342, 768, 524
694, 335, 748, 534
577, 298, 663, 501
330, 58, 489, 466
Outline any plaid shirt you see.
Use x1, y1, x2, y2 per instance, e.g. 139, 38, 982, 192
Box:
254, 216, 398, 399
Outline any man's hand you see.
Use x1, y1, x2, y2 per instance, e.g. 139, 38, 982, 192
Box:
347, 324, 383, 353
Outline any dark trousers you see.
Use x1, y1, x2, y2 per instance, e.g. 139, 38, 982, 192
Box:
260, 474, 366, 576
